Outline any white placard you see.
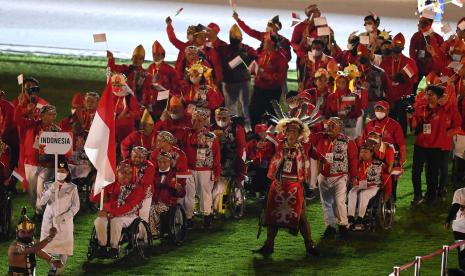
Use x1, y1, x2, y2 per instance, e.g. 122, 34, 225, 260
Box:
39, 132, 73, 154
317, 27, 331, 36
157, 90, 170, 101
228, 55, 244, 69
314, 17, 327, 27
359, 35, 370, 45
453, 134, 465, 159
452, 0, 464, 7
17, 74, 23, 85
93, 33, 107, 43
448, 61, 464, 73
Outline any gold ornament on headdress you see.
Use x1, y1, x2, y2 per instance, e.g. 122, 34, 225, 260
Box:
132, 44, 146, 59
229, 24, 242, 40
17, 207, 35, 232
379, 29, 391, 40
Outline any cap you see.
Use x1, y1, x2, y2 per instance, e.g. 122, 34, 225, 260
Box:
374, 100, 390, 110
152, 40, 165, 55
208, 22, 220, 34
392, 32, 405, 47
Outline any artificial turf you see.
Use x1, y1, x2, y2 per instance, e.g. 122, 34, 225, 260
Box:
0, 53, 460, 275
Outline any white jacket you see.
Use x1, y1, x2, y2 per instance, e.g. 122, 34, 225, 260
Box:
40, 181, 80, 255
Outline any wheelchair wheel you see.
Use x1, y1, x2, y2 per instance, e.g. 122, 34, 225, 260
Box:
168, 204, 187, 245
380, 197, 395, 230
87, 227, 99, 261
128, 218, 152, 260
228, 182, 245, 219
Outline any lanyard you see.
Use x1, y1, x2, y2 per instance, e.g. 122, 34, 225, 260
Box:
140, 134, 155, 149
391, 58, 402, 76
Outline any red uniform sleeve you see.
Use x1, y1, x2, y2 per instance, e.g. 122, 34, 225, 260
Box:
207, 87, 224, 111
348, 140, 358, 178
107, 57, 130, 74
166, 24, 188, 50
236, 18, 264, 41
120, 131, 138, 159
392, 123, 406, 165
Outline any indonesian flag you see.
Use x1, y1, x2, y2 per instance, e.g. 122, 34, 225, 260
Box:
291, 11, 302, 27
84, 81, 116, 194
403, 63, 415, 79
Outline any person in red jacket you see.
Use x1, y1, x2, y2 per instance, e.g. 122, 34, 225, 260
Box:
121, 146, 155, 223
84, 92, 99, 129
155, 95, 192, 150
380, 32, 418, 134
0, 92, 18, 191
304, 68, 332, 109
145, 40, 180, 119
300, 39, 335, 89
207, 22, 228, 48
107, 45, 152, 104
181, 61, 224, 112
121, 109, 157, 159
409, 11, 444, 89
325, 72, 362, 139
165, 16, 195, 75
182, 107, 221, 228
408, 85, 461, 205
91, 162, 145, 258
245, 124, 275, 197
310, 117, 358, 238
249, 32, 289, 129
15, 105, 60, 214
111, 74, 142, 143
211, 108, 246, 214
348, 142, 390, 230
253, 118, 318, 257
148, 151, 186, 237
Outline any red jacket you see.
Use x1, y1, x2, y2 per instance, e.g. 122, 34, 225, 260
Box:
362, 117, 406, 165
0, 99, 17, 147
150, 146, 189, 175
254, 50, 288, 89
412, 104, 462, 149
166, 24, 194, 76
128, 160, 156, 196
181, 83, 224, 111
291, 20, 314, 58
339, 50, 359, 68
176, 46, 223, 84
154, 113, 192, 150
357, 159, 390, 188
409, 31, 444, 76
14, 107, 60, 167
121, 130, 158, 159
380, 55, 418, 103
91, 181, 145, 217
325, 89, 362, 119
183, 128, 221, 178
145, 62, 180, 117
236, 17, 292, 61
246, 139, 275, 168
301, 54, 335, 88
310, 132, 358, 178
152, 169, 186, 207
373, 142, 396, 167
107, 58, 152, 103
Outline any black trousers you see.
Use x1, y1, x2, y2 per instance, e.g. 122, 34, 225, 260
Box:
390, 100, 408, 137
249, 86, 282, 129
412, 145, 442, 200
438, 151, 450, 194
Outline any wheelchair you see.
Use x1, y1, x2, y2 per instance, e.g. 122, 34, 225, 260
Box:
0, 184, 13, 239
87, 217, 153, 261
360, 188, 396, 231
218, 178, 245, 219
156, 204, 187, 245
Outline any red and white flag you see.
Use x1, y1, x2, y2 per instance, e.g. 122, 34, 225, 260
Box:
291, 11, 302, 27
85, 81, 116, 194
403, 63, 415, 79
229, 0, 237, 11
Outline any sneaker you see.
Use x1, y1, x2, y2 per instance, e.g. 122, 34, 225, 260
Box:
322, 226, 337, 239
252, 245, 274, 257
411, 197, 425, 206
338, 225, 349, 238
108, 248, 119, 259
305, 241, 320, 257
304, 187, 316, 201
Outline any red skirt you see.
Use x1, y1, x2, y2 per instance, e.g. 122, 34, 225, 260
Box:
264, 179, 304, 231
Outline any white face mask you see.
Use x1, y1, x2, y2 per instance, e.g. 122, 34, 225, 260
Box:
216, 120, 228, 128
365, 24, 374, 33
452, 54, 462, 61
170, 112, 182, 120
159, 167, 171, 173
56, 172, 68, 182
154, 59, 164, 65
289, 103, 299, 109
347, 43, 353, 50
71, 108, 76, 115
375, 111, 386, 120
190, 76, 201, 85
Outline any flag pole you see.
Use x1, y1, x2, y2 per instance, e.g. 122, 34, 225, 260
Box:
100, 188, 105, 211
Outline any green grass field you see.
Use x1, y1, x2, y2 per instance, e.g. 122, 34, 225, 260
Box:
0, 53, 460, 275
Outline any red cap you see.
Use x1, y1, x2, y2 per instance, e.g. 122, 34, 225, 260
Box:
208, 23, 220, 34
152, 40, 165, 55
374, 100, 390, 110
254, 124, 268, 134
392, 33, 405, 47
71, 93, 84, 107
357, 44, 369, 56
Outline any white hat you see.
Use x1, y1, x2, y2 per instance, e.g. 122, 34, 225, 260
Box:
421, 9, 436, 20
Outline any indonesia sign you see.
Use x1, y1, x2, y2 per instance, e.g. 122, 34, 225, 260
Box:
39, 132, 73, 154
